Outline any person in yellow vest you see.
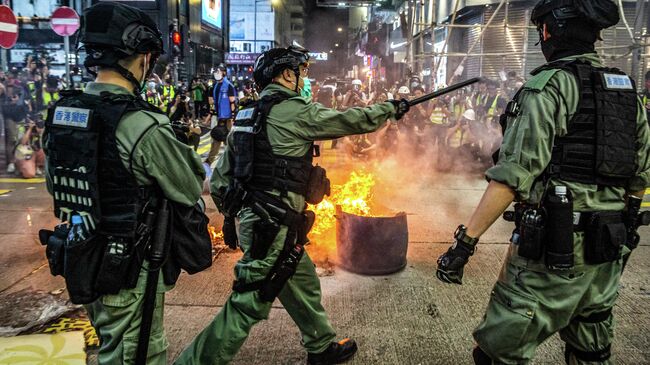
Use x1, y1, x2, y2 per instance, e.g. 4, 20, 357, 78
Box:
145, 80, 163, 108
161, 77, 176, 113
40, 76, 60, 120
480, 80, 506, 128
427, 95, 451, 153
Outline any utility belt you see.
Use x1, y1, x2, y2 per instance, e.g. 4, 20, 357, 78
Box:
505, 195, 638, 270
39, 202, 161, 304
229, 190, 316, 303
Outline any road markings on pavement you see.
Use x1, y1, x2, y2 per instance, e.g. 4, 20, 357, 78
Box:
43, 317, 99, 348
0, 178, 45, 183
0, 189, 10, 196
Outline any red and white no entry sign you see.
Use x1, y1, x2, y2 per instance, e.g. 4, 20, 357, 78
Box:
51, 7, 80, 37
0, 5, 18, 49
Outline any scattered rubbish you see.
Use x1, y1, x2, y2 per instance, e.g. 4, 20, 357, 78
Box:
0, 288, 79, 337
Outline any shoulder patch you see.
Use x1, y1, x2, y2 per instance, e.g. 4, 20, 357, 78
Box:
523, 69, 562, 92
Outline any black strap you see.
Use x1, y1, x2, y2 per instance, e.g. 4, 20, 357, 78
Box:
575, 308, 612, 323
231, 191, 304, 294
565, 343, 611, 363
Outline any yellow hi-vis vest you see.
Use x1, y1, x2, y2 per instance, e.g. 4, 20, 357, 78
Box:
486, 96, 499, 119
41, 89, 60, 118
429, 107, 446, 125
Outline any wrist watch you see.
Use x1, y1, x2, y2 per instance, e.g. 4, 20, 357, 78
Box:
453, 224, 479, 254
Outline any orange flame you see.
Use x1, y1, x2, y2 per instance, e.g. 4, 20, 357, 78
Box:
208, 225, 223, 244
308, 171, 375, 254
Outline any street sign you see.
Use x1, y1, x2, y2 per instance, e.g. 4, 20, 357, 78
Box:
50, 7, 80, 37
0, 5, 18, 49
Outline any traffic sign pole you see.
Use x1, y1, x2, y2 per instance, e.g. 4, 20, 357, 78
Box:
64, 35, 70, 88
50, 7, 80, 89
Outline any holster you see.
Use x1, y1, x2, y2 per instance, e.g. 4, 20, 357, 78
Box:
222, 181, 248, 217
232, 194, 316, 303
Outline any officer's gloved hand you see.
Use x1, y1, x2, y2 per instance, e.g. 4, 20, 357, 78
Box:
388, 99, 410, 120
222, 216, 238, 250
436, 225, 478, 285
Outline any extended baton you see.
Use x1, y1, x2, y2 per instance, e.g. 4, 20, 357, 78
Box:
407, 77, 482, 107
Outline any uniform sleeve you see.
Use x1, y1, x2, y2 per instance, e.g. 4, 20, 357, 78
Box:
289, 100, 396, 141
228, 84, 237, 97
628, 97, 650, 192
132, 124, 205, 207
485, 89, 561, 201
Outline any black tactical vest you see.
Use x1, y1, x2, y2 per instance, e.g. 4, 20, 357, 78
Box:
232, 91, 315, 197
538, 60, 638, 187
44, 90, 160, 238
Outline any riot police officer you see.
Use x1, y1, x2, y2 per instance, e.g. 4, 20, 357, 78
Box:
436, 0, 650, 364
174, 46, 409, 365
42, 3, 205, 364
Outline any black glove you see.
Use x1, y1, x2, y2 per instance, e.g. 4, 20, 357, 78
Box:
436, 225, 478, 285
389, 98, 410, 120
222, 216, 238, 250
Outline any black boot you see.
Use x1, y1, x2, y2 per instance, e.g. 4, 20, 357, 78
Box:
307, 338, 358, 365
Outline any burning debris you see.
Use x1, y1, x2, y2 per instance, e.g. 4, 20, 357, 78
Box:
208, 224, 228, 260
307, 170, 408, 275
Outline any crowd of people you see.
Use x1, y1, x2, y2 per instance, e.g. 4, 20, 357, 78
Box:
309, 74, 521, 172
1, 55, 62, 178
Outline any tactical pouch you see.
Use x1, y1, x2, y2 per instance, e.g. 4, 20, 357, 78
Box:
584, 211, 626, 264
518, 208, 545, 261
250, 221, 281, 260
305, 166, 331, 205
544, 191, 574, 270
40, 225, 68, 276
63, 235, 106, 304
95, 239, 133, 295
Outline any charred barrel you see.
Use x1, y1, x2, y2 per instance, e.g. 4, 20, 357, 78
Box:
335, 206, 408, 275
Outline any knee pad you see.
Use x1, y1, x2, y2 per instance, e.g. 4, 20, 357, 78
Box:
565, 343, 611, 364
473, 346, 492, 365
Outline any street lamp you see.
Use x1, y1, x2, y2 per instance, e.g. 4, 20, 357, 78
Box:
337, 27, 343, 32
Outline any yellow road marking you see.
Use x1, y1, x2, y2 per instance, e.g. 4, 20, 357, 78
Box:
642, 202, 650, 208
0, 189, 10, 195
0, 178, 45, 183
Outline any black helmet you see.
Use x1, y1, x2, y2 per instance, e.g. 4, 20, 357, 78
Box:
531, 0, 619, 30
77, 2, 164, 93
216, 63, 227, 73
253, 45, 310, 91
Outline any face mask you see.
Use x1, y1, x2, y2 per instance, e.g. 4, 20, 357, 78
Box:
148, 81, 156, 90
300, 77, 312, 100
214, 72, 223, 81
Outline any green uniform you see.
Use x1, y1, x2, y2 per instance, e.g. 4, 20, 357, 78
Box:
44, 82, 205, 365
474, 54, 650, 364
175, 84, 396, 365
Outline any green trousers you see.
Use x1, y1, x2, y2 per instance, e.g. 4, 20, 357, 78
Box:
85, 265, 170, 365
474, 239, 622, 365
175, 208, 336, 365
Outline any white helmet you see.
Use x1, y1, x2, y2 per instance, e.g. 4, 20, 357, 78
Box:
351, 79, 362, 86
398, 86, 410, 95
462, 109, 476, 121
